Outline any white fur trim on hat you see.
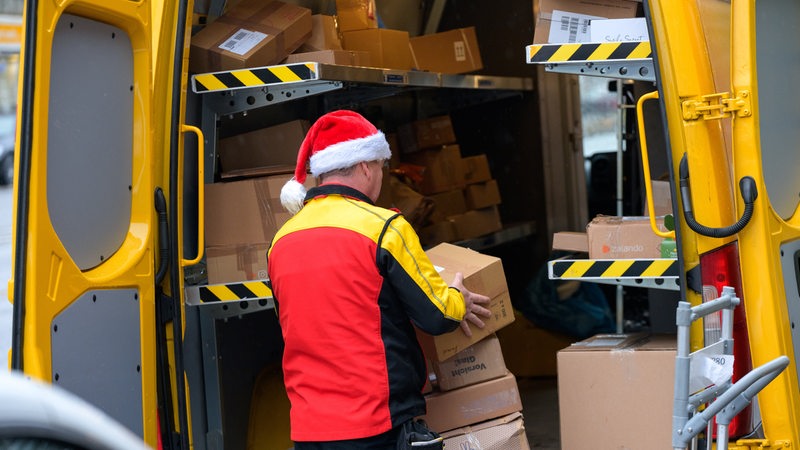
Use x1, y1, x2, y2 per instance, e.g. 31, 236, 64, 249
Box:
309, 131, 391, 177
280, 178, 308, 215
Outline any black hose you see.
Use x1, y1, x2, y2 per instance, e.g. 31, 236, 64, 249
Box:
679, 153, 758, 238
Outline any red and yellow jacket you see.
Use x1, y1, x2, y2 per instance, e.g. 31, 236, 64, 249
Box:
267, 184, 466, 442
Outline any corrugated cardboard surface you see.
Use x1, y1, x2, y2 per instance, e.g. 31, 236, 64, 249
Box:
587, 215, 668, 259
206, 243, 269, 284
462, 154, 492, 184
449, 206, 503, 241
284, 49, 370, 66
397, 115, 457, 154
552, 231, 589, 253
464, 179, 501, 210
204, 174, 315, 248
441, 412, 530, 450
558, 333, 676, 450
189, 0, 312, 73
298, 14, 342, 52
341, 28, 413, 70
430, 334, 507, 392
418, 243, 514, 362
421, 373, 522, 433
335, 0, 378, 32
428, 189, 468, 221
532, 0, 639, 44
403, 144, 464, 195
218, 119, 309, 177
409, 26, 483, 74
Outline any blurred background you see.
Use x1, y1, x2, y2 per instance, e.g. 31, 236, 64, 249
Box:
0, 0, 22, 359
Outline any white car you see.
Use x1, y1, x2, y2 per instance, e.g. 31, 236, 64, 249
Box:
0, 370, 150, 449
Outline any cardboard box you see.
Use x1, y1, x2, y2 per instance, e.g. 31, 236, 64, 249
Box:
587, 215, 670, 259
464, 179, 501, 209
558, 333, 676, 450
645, 179, 673, 217
552, 231, 589, 253
284, 49, 370, 66
462, 154, 492, 184
421, 372, 522, 433
397, 115, 458, 154
430, 334, 507, 392
429, 189, 467, 221
403, 144, 464, 195
418, 221, 459, 248
341, 28, 413, 70
409, 26, 483, 74
335, 0, 378, 32
532, 0, 639, 44
217, 119, 309, 178
206, 243, 269, 284
449, 206, 503, 241
496, 310, 575, 377
190, 0, 312, 73
418, 243, 514, 362
204, 174, 316, 248
440, 412, 530, 450
298, 14, 342, 52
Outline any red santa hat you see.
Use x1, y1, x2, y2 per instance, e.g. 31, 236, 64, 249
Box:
280, 110, 391, 214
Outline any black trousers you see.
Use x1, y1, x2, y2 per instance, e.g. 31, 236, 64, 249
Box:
293, 425, 401, 450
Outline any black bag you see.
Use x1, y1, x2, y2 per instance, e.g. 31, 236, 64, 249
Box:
396, 419, 444, 449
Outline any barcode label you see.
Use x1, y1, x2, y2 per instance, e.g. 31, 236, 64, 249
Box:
548, 10, 605, 44
219, 29, 268, 56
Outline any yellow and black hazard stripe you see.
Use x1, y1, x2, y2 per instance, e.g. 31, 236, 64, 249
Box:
193, 63, 317, 93
550, 258, 677, 279
198, 280, 272, 303
527, 41, 651, 64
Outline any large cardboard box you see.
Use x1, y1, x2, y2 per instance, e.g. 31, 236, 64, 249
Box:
440, 412, 530, 450
421, 373, 522, 433
532, 0, 639, 44
418, 243, 514, 362
397, 115, 457, 154
409, 26, 483, 74
204, 174, 316, 248
341, 28, 413, 70
430, 334, 508, 392
206, 243, 269, 284
449, 206, 503, 241
462, 154, 492, 184
429, 189, 467, 221
298, 14, 342, 52
418, 221, 458, 248
335, 0, 378, 32
217, 119, 309, 178
558, 333, 676, 450
403, 144, 464, 195
587, 215, 669, 259
464, 179, 501, 210
190, 0, 312, 73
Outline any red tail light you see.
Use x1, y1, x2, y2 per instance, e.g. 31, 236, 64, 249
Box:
699, 241, 753, 438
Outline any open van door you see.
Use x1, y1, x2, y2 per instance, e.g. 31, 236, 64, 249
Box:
10, 1, 197, 447
647, 0, 800, 445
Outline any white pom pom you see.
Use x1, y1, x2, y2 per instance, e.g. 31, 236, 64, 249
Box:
280, 179, 308, 215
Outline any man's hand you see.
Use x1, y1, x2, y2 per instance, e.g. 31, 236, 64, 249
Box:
450, 272, 492, 337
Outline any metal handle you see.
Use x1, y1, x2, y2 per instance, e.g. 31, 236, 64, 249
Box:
180, 124, 205, 267
636, 90, 675, 239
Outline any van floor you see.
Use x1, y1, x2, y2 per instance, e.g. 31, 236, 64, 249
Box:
519, 376, 560, 449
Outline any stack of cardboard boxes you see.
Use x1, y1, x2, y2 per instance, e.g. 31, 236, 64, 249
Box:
390, 114, 503, 246
190, 0, 483, 74
416, 243, 530, 449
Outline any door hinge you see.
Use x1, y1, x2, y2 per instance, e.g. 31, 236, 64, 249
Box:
682, 90, 751, 121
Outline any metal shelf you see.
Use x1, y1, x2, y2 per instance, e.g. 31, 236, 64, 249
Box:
548, 257, 680, 291
526, 41, 655, 82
